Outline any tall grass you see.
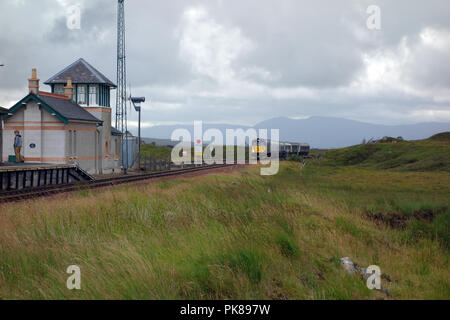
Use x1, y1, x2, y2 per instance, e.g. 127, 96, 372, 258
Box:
0, 162, 448, 300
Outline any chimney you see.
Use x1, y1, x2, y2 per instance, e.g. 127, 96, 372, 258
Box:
28, 68, 40, 94
64, 77, 74, 100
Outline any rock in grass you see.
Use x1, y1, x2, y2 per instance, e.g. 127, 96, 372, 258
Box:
340, 257, 392, 297
340, 257, 357, 274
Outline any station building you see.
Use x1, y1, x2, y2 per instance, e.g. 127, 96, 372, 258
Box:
1, 59, 122, 174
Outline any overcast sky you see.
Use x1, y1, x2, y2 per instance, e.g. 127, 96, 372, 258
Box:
1, 0, 450, 130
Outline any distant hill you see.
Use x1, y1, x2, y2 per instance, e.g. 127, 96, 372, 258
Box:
142, 137, 180, 147
322, 133, 450, 172
142, 123, 252, 141
141, 116, 450, 149
429, 132, 450, 142
254, 117, 450, 148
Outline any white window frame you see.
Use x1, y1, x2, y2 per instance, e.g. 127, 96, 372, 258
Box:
54, 84, 64, 95
89, 85, 98, 106
77, 85, 87, 105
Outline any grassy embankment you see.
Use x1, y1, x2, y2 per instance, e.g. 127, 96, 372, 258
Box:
0, 134, 448, 299
140, 144, 172, 159
140, 144, 249, 162
321, 132, 450, 171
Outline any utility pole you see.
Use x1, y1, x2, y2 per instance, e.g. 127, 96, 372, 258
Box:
116, 0, 128, 172
130, 97, 145, 167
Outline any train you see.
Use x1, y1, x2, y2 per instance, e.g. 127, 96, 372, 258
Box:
251, 139, 310, 160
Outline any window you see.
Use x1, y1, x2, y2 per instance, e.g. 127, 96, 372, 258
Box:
89, 85, 97, 106
77, 85, 86, 105
54, 84, 64, 95
73, 131, 77, 156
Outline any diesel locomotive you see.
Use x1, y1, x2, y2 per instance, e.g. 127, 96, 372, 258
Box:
251, 139, 310, 160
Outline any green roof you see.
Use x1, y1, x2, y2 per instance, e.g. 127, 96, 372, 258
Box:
2, 93, 102, 125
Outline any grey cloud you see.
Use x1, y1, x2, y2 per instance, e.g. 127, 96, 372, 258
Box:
1, 0, 450, 128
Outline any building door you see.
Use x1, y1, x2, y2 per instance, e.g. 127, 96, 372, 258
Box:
94, 131, 98, 173
97, 131, 102, 174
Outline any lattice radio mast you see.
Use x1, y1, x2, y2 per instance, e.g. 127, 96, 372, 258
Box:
116, 0, 128, 169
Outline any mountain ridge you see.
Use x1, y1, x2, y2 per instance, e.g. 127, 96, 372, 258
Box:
141, 116, 450, 149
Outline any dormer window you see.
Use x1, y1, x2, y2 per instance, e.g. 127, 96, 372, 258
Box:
54, 84, 64, 95
89, 85, 98, 106
44, 58, 116, 107
77, 85, 86, 105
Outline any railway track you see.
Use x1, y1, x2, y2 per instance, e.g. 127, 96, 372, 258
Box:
0, 163, 236, 203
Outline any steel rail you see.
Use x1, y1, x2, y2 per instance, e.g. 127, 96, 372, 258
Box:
0, 163, 236, 203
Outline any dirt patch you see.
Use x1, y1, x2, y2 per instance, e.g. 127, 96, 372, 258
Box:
366, 212, 408, 229
366, 206, 448, 229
